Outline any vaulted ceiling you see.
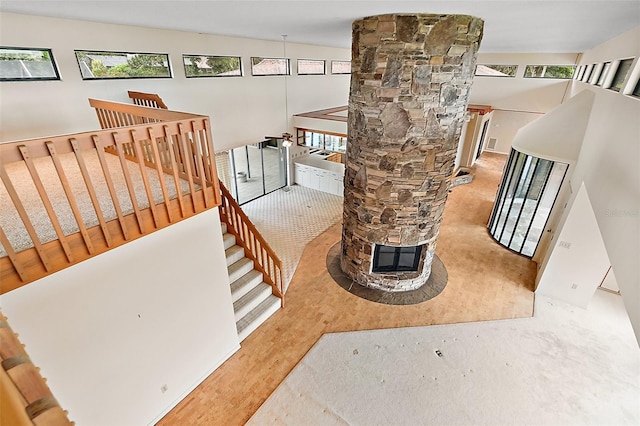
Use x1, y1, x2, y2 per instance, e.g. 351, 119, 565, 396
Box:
1, 1, 639, 53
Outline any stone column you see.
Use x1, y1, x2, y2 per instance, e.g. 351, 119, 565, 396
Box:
341, 14, 483, 291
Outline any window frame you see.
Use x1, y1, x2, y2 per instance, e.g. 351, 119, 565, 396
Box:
297, 58, 326, 75
250, 57, 290, 76
631, 77, 640, 98
523, 64, 576, 80
0, 46, 60, 82
595, 62, 611, 86
296, 128, 348, 152
75, 50, 172, 80
182, 54, 242, 78
574, 65, 583, 80
474, 64, 518, 77
607, 57, 635, 92
330, 60, 351, 75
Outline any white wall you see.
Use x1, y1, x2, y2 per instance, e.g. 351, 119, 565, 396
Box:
0, 13, 350, 150
469, 53, 578, 154
536, 183, 611, 307
540, 27, 640, 341
0, 209, 239, 425
484, 110, 542, 154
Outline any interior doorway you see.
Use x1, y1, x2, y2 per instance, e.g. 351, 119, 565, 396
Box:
476, 120, 490, 160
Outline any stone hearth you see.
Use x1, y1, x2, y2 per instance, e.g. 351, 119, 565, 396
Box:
341, 13, 484, 292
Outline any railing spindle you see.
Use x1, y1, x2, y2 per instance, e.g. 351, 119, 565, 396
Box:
17, 145, 74, 263
70, 138, 113, 248
0, 168, 52, 271
177, 123, 197, 213
130, 129, 160, 228
147, 127, 174, 223
45, 142, 95, 255
163, 126, 186, 218
0, 226, 27, 281
190, 121, 212, 207
111, 132, 145, 234
92, 135, 130, 240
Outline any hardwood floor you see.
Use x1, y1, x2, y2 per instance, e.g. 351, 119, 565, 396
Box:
158, 152, 537, 426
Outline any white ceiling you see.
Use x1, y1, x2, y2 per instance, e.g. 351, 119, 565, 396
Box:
1, 1, 639, 53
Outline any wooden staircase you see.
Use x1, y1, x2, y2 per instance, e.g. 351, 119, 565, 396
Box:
221, 222, 280, 341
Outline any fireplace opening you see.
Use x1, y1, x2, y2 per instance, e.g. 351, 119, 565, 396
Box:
372, 244, 423, 273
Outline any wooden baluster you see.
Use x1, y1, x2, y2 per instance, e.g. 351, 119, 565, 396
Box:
197, 128, 212, 183
105, 110, 116, 128
0, 164, 53, 272
17, 145, 74, 263
45, 142, 95, 255
203, 119, 218, 185
177, 123, 197, 213
92, 135, 130, 240
190, 121, 212, 207
147, 127, 174, 223
163, 126, 186, 218
95, 108, 107, 129
111, 132, 145, 234
0, 225, 28, 282
266, 249, 273, 278
130, 129, 160, 228
70, 138, 113, 248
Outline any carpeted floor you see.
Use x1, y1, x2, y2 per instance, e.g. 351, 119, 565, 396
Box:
0, 150, 191, 257
248, 289, 640, 425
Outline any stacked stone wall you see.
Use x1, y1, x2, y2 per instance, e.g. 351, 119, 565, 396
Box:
341, 14, 483, 291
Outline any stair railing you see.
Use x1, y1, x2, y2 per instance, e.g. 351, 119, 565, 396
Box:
218, 182, 284, 306
0, 99, 221, 293
128, 90, 168, 109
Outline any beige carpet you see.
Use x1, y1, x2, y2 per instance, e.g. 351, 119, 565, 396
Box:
249, 289, 639, 425
0, 150, 191, 256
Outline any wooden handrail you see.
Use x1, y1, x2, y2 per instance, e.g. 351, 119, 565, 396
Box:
116, 92, 284, 306
0, 100, 221, 293
128, 90, 168, 110
218, 182, 284, 306
0, 309, 74, 425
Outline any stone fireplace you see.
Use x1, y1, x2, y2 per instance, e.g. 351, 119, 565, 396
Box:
341, 13, 484, 292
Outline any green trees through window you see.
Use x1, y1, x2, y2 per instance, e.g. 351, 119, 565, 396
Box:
75, 50, 171, 79
183, 55, 241, 77
524, 65, 576, 79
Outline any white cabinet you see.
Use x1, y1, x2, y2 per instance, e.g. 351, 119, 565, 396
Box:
294, 164, 310, 187
294, 159, 344, 196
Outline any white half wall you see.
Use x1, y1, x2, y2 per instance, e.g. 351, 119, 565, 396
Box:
0, 13, 351, 150
484, 110, 542, 154
536, 183, 611, 307
0, 209, 239, 425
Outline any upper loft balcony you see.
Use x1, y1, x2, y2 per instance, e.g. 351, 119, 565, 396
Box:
0, 98, 222, 293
